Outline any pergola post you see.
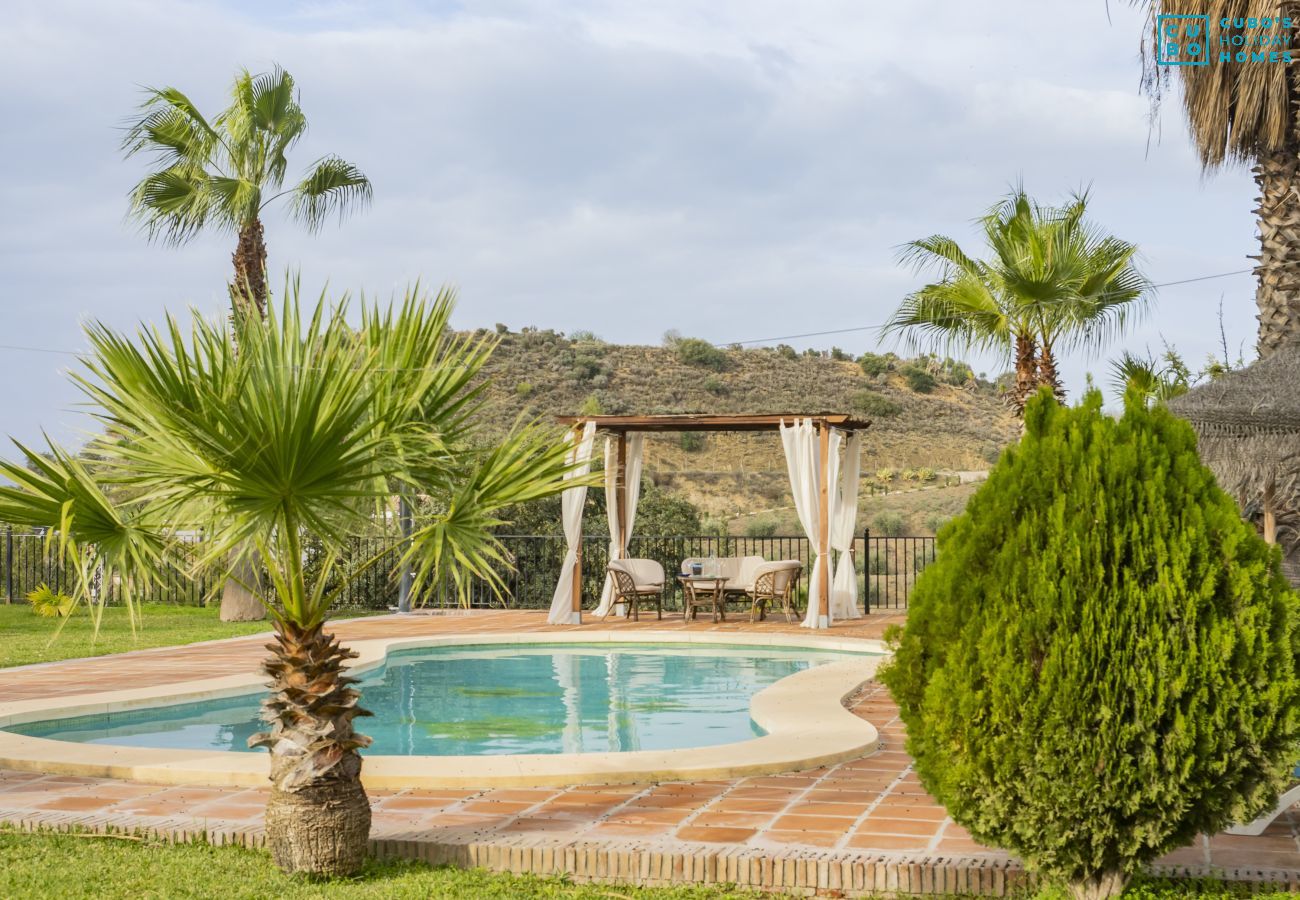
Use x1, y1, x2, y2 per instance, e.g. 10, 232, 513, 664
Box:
570, 424, 584, 623
616, 433, 629, 555
817, 419, 831, 628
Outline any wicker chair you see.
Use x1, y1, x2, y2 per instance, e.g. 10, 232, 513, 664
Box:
606, 558, 664, 621
744, 561, 803, 623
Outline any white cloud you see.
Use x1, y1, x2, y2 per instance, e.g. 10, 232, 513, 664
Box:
0, 0, 1265, 443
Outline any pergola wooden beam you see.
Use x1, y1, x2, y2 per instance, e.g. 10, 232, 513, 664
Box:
554, 413, 872, 433
559, 412, 870, 626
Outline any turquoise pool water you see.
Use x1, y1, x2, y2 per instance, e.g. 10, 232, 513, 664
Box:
9, 643, 873, 756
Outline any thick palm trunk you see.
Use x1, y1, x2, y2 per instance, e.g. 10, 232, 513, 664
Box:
218, 554, 265, 622
250, 621, 372, 875
1037, 341, 1065, 403
1008, 331, 1038, 416
1253, 148, 1300, 357
231, 217, 269, 321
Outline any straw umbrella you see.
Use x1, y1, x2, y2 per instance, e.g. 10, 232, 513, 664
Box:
1167, 345, 1300, 584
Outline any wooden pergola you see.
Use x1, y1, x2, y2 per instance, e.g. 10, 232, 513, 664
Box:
554, 413, 872, 624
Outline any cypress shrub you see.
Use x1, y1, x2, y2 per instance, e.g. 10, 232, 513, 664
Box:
880, 390, 1300, 899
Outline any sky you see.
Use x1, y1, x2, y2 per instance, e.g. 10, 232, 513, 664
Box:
0, 0, 1263, 448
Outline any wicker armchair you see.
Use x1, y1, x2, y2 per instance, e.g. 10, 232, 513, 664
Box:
744, 561, 803, 623
606, 559, 664, 621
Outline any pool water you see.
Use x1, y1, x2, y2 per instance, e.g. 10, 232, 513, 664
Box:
9, 643, 871, 756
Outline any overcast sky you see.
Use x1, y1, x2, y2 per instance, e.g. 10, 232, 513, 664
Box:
1, 0, 1261, 448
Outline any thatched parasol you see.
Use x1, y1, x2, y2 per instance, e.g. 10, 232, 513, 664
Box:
1168, 345, 1300, 583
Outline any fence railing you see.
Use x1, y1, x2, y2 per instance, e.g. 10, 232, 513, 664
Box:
864, 530, 936, 611
0, 527, 937, 612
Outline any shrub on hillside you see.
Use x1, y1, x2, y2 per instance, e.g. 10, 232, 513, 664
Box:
675, 338, 731, 371
901, 364, 937, 393
880, 391, 1300, 898
851, 389, 902, 418
744, 517, 779, 538
702, 377, 729, 396
859, 352, 893, 377
872, 510, 906, 536
679, 431, 706, 452
922, 513, 948, 534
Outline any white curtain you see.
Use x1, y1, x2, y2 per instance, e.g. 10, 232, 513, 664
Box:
830, 431, 863, 620
595, 434, 644, 617
547, 422, 597, 624
780, 418, 829, 629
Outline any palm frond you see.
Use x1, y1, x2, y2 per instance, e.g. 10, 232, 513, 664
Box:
288, 157, 373, 232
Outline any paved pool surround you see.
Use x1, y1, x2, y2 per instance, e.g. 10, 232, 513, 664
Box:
2, 610, 1298, 895
0, 630, 886, 789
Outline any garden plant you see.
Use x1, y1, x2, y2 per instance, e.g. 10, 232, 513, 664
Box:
881, 390, 1300, 898
0, 286, 579, 877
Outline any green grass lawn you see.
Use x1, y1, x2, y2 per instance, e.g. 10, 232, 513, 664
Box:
0, 830, 1292, 900
0, 602, 377, 669
0, 830, 769, 899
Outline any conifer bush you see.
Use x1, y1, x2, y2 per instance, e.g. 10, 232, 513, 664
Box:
880, 390, 1300, 899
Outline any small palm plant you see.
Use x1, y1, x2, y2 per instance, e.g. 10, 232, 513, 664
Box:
25, 583, 74, 618
123, 66, 371, 319
0, 285, 579, 875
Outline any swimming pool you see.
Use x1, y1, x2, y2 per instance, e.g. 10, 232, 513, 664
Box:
8, 643, 872, 756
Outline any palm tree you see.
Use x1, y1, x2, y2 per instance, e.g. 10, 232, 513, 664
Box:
1134, 4, 1300, 356
1109, 349, 1193, 407
884, 188, 1151, 414
122, 67, 371, 320
0, 285, 580, 876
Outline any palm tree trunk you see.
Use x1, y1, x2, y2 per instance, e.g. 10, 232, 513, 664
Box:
1036, 339, 1065, 403
218, 553, 264, 622
1253, 148, 1300, 357
223, 219, 269, 616
231, 217, 269, 321
1068, 871, 1128, 900
250, 620, 373, 875
1008, 331, 1038, 416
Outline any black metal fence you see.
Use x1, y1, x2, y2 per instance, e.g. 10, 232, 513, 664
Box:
0, 526, 937, 612
864, 530, 937, 610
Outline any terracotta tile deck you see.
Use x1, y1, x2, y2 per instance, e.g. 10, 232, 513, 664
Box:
2, 610, 1299, 895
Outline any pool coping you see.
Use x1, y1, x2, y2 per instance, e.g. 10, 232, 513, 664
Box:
0, 630, 888, 790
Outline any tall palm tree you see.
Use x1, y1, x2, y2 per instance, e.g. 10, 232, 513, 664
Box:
0, 285, 580, 876
884, 188, 1151, 414
1134, 4, 1300, 355
123, 66, 371, 320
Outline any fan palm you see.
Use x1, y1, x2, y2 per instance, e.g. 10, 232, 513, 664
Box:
122, 67, 371, 320
1134, 3, 1300, 355
0, 285, 581, 876
1109, 349, 1194, 407
884, 189, 1151, 414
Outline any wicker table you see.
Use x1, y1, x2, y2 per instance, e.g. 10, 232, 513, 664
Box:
677, 575, 728, 623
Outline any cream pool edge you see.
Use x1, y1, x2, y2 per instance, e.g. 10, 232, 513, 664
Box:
0, 630, 889, 790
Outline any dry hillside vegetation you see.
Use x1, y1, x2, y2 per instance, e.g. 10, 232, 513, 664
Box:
475, 327, 1018, 532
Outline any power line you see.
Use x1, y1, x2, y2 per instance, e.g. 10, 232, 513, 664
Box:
0, 268, 1257, 358
0, 344, 81, 357
719, 268, 1253, 347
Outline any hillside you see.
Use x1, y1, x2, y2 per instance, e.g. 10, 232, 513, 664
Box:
475, 327, 1019, 535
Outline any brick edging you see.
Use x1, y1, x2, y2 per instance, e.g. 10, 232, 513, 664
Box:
7, 809, 1300, 896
